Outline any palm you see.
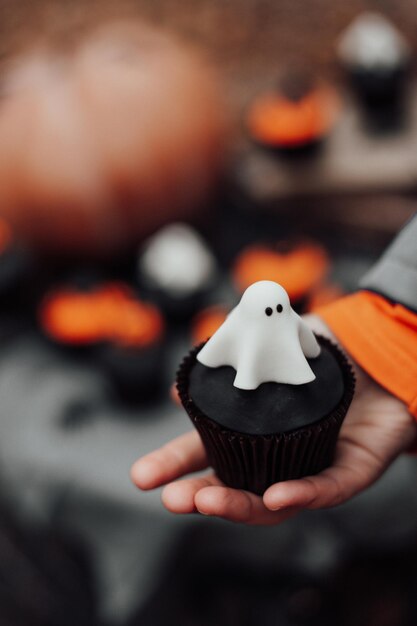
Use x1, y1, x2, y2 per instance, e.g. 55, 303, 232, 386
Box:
131, 317, 417, 525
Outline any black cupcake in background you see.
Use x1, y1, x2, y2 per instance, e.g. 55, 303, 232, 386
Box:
245, 67, 340, 155
137, 223, 218, 321
39, 282, 166, 404
232, 240, 330, 315
98, 339, 166, 405
337, 12, 411, 131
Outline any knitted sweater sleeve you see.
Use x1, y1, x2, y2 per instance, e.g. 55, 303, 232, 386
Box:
318, 213, 417, 417
360, 213, 417, 312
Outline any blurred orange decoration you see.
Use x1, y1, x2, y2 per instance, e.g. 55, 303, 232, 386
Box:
246, 74, 339, 149
0, 21, 228, 255
233, 242, 330, 303
40, 283, 164, 346
307, 282, 345, 311
191, 305, 228, 344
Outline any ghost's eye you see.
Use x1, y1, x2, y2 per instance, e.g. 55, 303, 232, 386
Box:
277, 304, 283, 313
265, 307, 273, 317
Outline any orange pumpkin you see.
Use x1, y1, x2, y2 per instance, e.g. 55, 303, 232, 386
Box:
0, 21, 229, 255
40, 282, 164, 347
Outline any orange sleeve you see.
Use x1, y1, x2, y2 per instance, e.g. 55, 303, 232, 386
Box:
318, 291, 417, 418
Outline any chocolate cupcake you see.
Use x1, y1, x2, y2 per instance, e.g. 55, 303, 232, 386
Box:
245, 69, 339, 154
39, 282, 166, 402
137, 223, 218, 321
39, 281, 106, 357
232, 240, 330, 313
337, 13, 411, 130
92, 284, 166, 403
177, 281, 355, 495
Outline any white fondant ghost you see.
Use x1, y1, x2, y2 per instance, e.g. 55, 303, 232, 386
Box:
337, 12, 410, 70
197, 281, 321, 390
139, 223, 216, 296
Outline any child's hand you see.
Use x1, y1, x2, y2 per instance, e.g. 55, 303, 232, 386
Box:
131, 316, 417, 525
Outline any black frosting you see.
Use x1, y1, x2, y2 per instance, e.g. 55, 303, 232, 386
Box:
188, 342, 344, 436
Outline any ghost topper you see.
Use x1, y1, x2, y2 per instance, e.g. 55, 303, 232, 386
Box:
197, 280, 321, 390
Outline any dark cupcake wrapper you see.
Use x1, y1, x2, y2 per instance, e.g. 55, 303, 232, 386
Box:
137, 272, 218, 322
98, 340, 166, 404
176, 335, 355, 495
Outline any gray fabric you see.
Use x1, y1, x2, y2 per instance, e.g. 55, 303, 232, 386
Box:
2, 328, 417, 621
360, 213, 417, 310
0, 333, 193, 623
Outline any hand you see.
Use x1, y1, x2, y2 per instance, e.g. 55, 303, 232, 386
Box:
131, 316, 417, 525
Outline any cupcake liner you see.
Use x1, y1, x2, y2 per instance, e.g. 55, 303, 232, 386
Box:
98, 340, 166, 404
138, 274, 217, 322
177, 335, 355, 495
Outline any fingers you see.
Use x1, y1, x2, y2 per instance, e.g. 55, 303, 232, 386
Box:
131, 429, 295, 525
162, 474, 298, 524
162, 474, 221, 514
130, 430, 208, 490
264, 471, 344, 511
194, 485, 298, 525
263, 449, 379, 511
262, 405, 395, 512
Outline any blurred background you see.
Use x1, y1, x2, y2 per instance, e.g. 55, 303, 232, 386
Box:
0, 1, 416, 625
